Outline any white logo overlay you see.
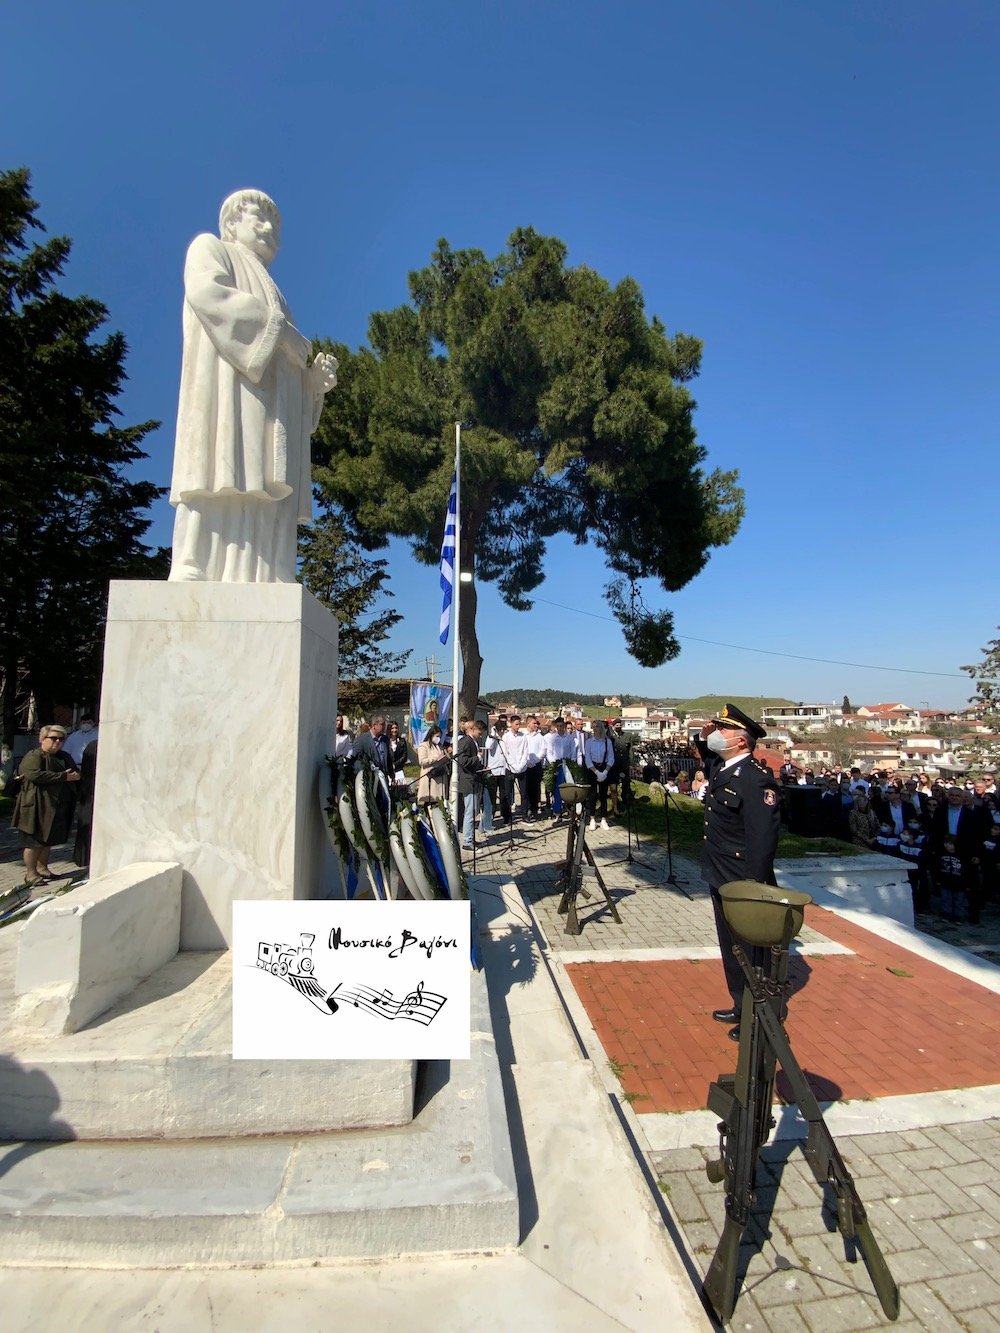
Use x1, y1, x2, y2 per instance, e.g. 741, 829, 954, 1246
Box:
232, 900, 471, 1060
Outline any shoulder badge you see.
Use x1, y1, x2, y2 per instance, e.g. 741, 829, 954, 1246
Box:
763, 790, 777, 807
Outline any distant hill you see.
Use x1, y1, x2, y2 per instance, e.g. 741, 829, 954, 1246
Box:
658, 696, 796, 722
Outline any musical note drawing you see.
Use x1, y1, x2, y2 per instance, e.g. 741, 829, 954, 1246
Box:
338, 981, 446, 1026
255, 939, 447, 1025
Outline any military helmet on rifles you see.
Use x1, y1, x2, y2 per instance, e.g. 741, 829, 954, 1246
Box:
719, 880, 813, 948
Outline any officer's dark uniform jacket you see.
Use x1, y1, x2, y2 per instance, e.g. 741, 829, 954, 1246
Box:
696, 738, 781, 888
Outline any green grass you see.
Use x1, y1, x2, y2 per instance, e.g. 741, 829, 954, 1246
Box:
626, 785, 862, 860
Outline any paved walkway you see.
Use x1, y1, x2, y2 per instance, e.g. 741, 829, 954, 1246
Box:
466, 812, 1000, 1330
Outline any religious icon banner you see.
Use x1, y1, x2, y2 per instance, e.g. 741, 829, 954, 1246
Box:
409, 683, 453, 746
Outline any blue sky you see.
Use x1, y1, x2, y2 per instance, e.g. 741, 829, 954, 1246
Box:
4, 1, 996, 709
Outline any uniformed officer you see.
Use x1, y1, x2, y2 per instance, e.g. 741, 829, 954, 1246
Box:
696, 703, 781, 1041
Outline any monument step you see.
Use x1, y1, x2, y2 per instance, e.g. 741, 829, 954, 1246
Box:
0, 946, 415, 1141
0, 1051, 518, 1266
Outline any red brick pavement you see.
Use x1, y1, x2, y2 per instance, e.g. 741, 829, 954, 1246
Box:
565, 905, 1000, 1113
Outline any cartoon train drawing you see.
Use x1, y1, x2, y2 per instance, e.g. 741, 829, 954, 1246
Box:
256, 933, 336, 1012
257, 933, 316, 978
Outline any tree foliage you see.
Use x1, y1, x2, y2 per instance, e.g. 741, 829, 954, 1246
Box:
961, 632, 1000, 768
802, 725, 860, 771
0, 168, 165, 743
298, 503, 410, 711
312, 227, 744, 714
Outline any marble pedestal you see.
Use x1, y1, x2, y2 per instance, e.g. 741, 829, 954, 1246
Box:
89, 582, 340, 950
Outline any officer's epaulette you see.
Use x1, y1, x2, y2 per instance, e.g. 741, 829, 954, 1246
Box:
750, 757, 771, 774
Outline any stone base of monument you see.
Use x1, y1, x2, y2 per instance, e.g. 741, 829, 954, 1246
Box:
776, 853, 915, 928
89, 580, 342, 952
0, 926, 518, 1263
0, 946, 415, 1141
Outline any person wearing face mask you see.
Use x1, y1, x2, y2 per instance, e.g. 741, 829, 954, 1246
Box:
64, 716, 98, 766
898, 819, 930, 912
695, 704, 781, 1042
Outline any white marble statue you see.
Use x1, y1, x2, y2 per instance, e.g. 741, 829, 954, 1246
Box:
168, 190, 338, 583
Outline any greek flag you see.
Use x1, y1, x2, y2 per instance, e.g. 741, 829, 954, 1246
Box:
439, 470, 457, 645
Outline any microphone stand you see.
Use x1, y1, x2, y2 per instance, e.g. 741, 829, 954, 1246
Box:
607, 744, 654, 870
662, 787, 693, 899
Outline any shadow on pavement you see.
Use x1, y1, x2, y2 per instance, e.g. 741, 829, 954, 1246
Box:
0, 1054, 77, 1173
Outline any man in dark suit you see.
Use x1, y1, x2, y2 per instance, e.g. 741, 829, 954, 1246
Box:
352, 715, 391, 776
873, 787, 920, 837
930, 786, 989, 860
930, 786, 990, 921
456, 720, 487, 850
696, 703, 781, 1041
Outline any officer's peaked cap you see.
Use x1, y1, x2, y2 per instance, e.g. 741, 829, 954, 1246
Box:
711, 703, 767, 743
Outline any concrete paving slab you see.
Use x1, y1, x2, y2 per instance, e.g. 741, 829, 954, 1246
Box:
0, 1253, 634, 1332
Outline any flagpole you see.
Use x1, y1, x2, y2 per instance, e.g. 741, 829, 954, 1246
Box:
450, 422, 462, 823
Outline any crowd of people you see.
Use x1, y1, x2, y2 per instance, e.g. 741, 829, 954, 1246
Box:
332, 712, 1000, 924
779, 765, 1000, 925
7, 706, 997, 933
331, 711, 635, 851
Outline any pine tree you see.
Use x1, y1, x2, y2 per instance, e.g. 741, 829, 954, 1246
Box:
298, 504, 410, 712
313, 228, 743, 716
0, 168, 165, 743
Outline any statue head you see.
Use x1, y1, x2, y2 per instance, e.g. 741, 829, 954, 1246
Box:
219, 189, 281, 264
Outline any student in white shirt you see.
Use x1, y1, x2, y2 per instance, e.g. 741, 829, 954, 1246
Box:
584, 720, 615, 831
543, 717, 577, 819
503, 715, 531, 821
523, 715, 547, 820
485, 722, 513, 823
333, 714, 353, 760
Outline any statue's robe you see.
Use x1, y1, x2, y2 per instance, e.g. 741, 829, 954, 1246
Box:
168, 234, 323, 583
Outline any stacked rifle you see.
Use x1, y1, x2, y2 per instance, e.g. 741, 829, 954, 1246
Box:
702, 881, 900, 1323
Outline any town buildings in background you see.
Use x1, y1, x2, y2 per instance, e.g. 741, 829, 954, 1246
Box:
472, 696, 996, 777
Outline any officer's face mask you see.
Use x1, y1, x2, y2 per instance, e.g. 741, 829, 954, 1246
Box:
706, 729, 734, 756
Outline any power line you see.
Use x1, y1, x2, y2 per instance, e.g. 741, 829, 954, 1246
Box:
529, 596, 966, 679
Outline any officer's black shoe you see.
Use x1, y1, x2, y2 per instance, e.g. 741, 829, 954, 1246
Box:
712, 1007, 739, 1024
727, 1026, 741, 1043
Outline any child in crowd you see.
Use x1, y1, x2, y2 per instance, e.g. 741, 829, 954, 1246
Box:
932, 839, 967, 922
874, 822, 900, 854
897, 820, 930, 912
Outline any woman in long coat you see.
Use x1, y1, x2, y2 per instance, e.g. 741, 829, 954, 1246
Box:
416, 725, 449, 805
11, 725, 81, 884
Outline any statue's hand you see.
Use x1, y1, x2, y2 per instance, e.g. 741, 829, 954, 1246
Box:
311, 350, 339, 393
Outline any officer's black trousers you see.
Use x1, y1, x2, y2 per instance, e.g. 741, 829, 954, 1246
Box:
709, 886, 768, 1012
